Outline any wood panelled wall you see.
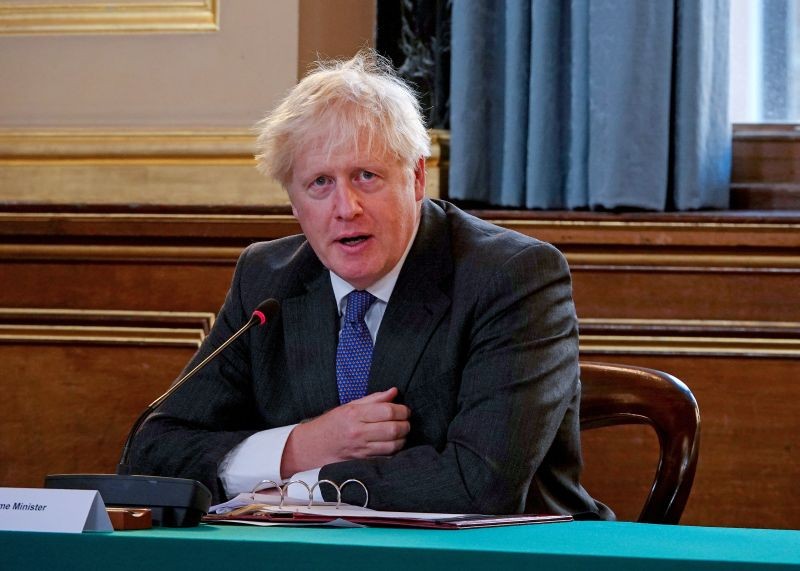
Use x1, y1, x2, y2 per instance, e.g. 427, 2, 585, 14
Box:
732, 124, 800, 209
1, 208, 798, 529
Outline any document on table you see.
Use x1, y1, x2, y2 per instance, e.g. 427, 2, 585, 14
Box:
204, 493, 572, 529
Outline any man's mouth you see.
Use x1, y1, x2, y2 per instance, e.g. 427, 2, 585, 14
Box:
338, 235, 370, 246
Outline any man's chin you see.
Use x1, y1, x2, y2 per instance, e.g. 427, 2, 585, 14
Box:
330, 265, 380, 290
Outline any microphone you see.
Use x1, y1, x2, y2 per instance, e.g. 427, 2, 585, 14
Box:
117, 298, 280, 475
45, 298, 281, 527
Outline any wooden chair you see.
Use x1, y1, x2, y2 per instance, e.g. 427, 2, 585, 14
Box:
579, 361, 701, 524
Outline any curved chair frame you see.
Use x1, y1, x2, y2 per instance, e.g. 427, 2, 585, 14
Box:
579, 361, 701, 524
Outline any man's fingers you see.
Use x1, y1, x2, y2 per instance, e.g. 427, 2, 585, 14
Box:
346, 387, 410, 421
359, 401, 411, 422
352, 387, 398, 404
358, 419, 409, 445
366, 437, 407, 456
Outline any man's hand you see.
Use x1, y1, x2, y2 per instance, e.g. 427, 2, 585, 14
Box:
280, 387, 410, 478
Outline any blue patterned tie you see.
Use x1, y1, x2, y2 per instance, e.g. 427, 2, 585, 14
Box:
336, 290, 377, 404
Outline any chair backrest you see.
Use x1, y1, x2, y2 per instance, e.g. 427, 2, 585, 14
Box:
579, 361, 701, 524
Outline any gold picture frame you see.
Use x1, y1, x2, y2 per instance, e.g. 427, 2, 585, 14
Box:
0, 0, 219, 35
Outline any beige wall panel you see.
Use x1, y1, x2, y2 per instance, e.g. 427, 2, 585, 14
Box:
0, 1, 390, 206
0, 0, 298, 127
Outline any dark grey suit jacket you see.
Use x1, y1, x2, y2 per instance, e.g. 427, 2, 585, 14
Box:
130, 199, 610, 518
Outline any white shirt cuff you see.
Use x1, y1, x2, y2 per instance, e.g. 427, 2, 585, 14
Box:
218, 424, 297, 498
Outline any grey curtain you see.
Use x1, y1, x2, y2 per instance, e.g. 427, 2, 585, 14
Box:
449, 0, 731, 210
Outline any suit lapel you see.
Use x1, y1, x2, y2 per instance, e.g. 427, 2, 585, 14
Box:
369, 200, 453, 396
282, 262, 341, 418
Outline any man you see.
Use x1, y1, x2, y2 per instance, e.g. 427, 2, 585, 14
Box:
129, 50, 610, 518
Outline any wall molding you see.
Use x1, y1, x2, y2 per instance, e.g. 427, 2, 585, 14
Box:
0, 0, 219, 35
483, 218, 800, 248
566, 253, 800, 272
3, 244, 798, 273
579, 318, 800, 358
0, 244, 244, 263
0, 129, 254, 159
0, 308, 214, 347
2, 210, 797, 271
2, 210, 797, 237
6, 311, 795, 356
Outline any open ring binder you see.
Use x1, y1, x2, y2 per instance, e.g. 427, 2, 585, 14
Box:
309, 479, 341, 507
250, 478, 368, 509
250, 480, 282, 503
340, 479, 369, 508
209, 479, 573, 529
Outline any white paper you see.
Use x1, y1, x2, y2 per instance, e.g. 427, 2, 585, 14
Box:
0, 487, 113, 533
209, 491, 468, 522
219, 517, 364, 528
274, 505, 464, 521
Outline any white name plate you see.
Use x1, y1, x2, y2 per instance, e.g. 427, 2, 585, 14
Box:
0, 487, 112, 533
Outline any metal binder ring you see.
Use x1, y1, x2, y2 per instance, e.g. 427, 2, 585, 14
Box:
310, 479, 341, 508
281, 480, 312, 508
250, 479, 282, 502
340, 478, 369, 508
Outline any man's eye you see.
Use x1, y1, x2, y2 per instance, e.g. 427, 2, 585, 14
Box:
360, 170, 376, 180
306, 176, 333, 198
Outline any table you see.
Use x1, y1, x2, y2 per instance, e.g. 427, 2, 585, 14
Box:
2, 520, 799, 570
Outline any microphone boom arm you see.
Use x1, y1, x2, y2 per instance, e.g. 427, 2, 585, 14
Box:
117, 299, 279, 474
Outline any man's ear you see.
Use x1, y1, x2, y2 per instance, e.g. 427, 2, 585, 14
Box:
414, 156, 426, 201
285, 186, 299, 218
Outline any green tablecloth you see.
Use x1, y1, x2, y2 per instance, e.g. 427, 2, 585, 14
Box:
2, 520, 799, 570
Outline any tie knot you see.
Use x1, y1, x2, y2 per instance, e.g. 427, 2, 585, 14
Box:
345, 290, 376, 323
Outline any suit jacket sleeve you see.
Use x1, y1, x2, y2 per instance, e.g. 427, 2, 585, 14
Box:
320, 240, 585, 515
127, 246, 265, 501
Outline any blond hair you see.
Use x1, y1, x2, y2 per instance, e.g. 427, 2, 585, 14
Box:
255, 49, 431, 187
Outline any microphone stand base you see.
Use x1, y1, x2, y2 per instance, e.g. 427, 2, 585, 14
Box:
44, 474, 211, 527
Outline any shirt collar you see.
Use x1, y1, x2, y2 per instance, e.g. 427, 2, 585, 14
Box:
330, 216, 420, 315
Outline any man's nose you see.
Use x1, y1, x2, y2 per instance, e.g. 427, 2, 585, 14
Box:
333, 181, 363, 219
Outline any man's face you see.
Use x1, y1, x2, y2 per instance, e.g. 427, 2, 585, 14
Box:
287, 141, 425, 290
